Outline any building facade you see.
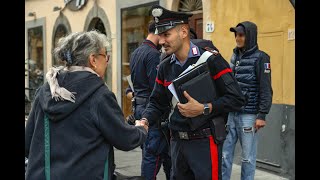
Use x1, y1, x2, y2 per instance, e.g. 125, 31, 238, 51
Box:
25, 0, 295, 179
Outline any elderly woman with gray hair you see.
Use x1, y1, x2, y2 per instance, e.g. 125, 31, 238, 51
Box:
25, 30, 148, 180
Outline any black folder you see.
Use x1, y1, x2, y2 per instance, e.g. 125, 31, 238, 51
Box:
171, 62, 217, 130
179, 71, 216, 104
172, 62, 216, 104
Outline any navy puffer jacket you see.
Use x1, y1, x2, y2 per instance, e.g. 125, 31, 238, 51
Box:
230, 21, 273, 120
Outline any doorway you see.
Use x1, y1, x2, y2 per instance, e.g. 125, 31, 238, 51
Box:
178, 0, 203, 39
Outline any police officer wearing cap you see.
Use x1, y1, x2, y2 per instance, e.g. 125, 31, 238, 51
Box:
129, 21, 171, 180
141, 5, 245, 180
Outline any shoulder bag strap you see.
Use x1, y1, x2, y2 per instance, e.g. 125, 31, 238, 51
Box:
44, 114, 50, 180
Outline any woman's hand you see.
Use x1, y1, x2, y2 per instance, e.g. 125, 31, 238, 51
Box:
135, 119, 149, 132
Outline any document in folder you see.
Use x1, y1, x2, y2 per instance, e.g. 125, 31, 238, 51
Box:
168, 64, 197, 102
168, 83, 179, 102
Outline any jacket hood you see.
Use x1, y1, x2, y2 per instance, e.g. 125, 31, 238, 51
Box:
236, 21, 258, 52
38, 71, 105, 122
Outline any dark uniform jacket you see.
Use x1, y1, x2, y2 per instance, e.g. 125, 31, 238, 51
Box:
25, 71, 147, 180
130, 39, 160, 99
230, 21, 273, 120
142, 42, 245, 131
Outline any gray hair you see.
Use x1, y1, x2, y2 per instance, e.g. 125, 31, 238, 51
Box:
53, 30, 109, 66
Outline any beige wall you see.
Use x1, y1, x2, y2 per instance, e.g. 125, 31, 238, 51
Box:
202, 0, 295, 105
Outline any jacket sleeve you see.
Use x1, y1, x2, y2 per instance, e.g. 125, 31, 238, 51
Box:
207, 54, 245, 115
256, 53, 273, 120
145, 52, 160, 91
95, 90, 147, 151
229, 53, 236, 73
142, 63, 171, 126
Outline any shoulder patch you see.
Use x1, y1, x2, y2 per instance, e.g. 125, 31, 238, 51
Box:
204, 46, 219, 55
264, 63, 271, 73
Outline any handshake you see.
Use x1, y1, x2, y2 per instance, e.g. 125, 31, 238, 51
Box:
126, 115, 149, 132
135, 118, 149, 132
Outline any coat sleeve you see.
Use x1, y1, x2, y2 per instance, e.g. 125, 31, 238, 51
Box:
207, 53, 245, 115
142, 63, 171, 126
25, 88, 41, 158
256, 53, 273, 120
95, 90, 147, 151
229, 53, 236, 73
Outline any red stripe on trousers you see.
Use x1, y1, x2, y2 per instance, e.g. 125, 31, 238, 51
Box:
212, 68, 232, 80
153, 156, 160, 180
209, 136, 218, 180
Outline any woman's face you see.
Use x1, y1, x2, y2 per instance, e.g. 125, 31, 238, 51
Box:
93, 48, 109, 79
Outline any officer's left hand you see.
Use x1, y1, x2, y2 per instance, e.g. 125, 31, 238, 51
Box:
177, 91, 208, 118
126, 92, 133, 100
254, 119, 266, 132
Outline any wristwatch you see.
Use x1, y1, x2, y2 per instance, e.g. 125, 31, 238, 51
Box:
203, 103, 210, 115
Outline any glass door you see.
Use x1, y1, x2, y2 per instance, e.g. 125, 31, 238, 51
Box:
121, 2, 157, 118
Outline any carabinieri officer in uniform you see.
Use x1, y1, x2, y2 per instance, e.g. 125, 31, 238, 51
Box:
141, 5, 245, 180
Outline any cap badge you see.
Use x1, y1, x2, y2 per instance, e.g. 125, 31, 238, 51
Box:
152, 8, 163, 23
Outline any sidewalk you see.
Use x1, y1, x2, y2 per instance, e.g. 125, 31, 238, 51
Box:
230, 164, 288, 180
114, 148, 288, 180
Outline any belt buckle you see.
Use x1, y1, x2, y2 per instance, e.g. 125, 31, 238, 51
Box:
178, 132, 189, 140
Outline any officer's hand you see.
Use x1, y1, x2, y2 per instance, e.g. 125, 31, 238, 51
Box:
177, 91, 204, 118
140, 119, 149, 131
254, 119, 266, 132
126, 92, 133, 100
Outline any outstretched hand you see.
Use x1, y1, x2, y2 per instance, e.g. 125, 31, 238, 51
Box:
135, 119, 149, 132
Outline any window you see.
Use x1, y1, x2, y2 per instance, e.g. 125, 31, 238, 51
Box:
179, 0, 203, 12
27, 26, 44, 101
53, 25, 68, 66
88, 18, 106, 35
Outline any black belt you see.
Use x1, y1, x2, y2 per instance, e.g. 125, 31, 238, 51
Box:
135, 97, 149, 105
171, 128, 212, 140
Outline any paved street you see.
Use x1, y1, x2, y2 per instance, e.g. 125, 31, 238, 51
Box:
114, 148, 288, 180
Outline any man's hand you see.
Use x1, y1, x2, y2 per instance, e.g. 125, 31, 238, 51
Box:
177, 91, 212, 118
126, 92, 133, 100
254, 119, 266, 132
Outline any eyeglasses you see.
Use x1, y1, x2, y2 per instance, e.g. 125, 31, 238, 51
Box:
98, 53, 110, 62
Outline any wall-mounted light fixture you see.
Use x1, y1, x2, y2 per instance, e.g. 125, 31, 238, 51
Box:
28, 12, 36, 17
53, 6, 62, 12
